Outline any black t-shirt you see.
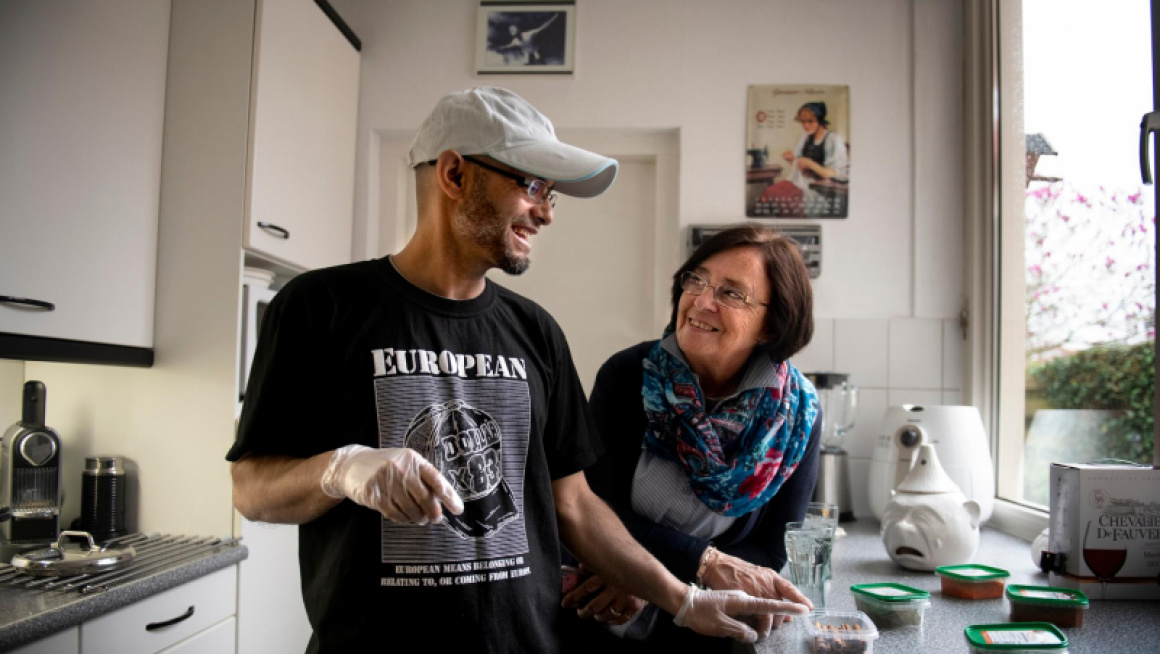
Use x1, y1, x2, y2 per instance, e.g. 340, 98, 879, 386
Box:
227, 258, 600, 654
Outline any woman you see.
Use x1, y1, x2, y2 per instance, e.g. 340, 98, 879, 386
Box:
780, 101, 849, 182
563, 224, 822, 651
761, 102, 850, 215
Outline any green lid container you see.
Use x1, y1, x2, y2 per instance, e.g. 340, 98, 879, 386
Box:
964, 622, 1069, 653
1005, 585, 1089, 608
851, 582, 931, 601
1006, 585, 1089, 628
850, 583, 931, 629
936, 564, 1011, 581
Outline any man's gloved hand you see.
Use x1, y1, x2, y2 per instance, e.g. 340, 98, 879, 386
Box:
671, 584, 809, 643
320, 445, 464, 524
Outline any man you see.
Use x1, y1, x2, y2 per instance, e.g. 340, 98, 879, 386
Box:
227, 87, 804, 653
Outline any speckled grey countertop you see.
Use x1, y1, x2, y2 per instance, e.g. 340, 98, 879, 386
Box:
0, 538, 247, 651
750, 521, 1158, 653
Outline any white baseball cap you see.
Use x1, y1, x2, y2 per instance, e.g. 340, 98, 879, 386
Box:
408, 87, 618, 198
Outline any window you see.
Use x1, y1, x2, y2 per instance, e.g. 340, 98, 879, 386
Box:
984, 0, 1156, 515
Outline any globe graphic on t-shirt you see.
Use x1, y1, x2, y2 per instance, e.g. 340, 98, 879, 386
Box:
404, 399, 519, 539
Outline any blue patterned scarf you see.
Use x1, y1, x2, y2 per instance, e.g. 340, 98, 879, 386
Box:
641, 335, 819, 517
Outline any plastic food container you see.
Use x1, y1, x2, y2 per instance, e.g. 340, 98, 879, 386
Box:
936, 564, 1010, 599
1006, 585, 1089, 628
964, 622, 1069, 653
849, 583, 931, 629
805, 611, 879, 653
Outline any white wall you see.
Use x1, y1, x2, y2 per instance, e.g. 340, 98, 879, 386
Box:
0, 361, 24, 429
333, 0, 966, 517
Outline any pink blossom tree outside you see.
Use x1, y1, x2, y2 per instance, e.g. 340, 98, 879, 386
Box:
1024, 182, 1155, 364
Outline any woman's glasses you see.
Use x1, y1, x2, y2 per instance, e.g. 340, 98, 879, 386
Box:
462, 156, 557, 208
679, 271, 768, 309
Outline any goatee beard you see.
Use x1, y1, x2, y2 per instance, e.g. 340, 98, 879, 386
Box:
457, 178, 531, 275
499, 253, 530, 276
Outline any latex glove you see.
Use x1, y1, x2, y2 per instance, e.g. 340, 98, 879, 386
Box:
671, 584, 809, 644
320, 444, 464, 524
562, 569, 648, 626
701, 550, 813, 630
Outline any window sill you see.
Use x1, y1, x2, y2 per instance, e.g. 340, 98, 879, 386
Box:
986, 498, 1048, 542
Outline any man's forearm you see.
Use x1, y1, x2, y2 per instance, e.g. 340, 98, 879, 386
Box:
554, 475, 688, 616
231, 452, 340, 524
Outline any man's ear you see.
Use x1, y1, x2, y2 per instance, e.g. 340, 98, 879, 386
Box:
433, 150, 468, 201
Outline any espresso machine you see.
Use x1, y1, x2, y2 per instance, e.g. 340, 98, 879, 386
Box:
806, 373, 858, 522
1, 381, 63, 561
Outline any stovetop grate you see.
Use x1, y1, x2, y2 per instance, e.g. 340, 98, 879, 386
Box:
0, 533, 240, 594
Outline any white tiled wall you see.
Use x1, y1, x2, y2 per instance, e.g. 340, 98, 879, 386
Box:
793, 318, 835, 373
792, 317, 964, 518
834, 319, 889, 388
888, 319, 943, 389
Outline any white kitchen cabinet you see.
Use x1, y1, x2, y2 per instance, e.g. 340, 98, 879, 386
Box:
9, 627, 79, 654
80, 566, 237, 654
237, 520, 311, 654
0, 0, 170, 359
158, 617, 235, 654
244, 0, 361, 272
6, 567, 237, 654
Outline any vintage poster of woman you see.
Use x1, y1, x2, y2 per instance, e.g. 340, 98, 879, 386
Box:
746, 85, 851, 218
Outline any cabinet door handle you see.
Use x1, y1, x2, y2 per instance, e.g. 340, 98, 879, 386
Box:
257, 221, 290, 239
0, 296, 55, 311
145, 605, 195, 631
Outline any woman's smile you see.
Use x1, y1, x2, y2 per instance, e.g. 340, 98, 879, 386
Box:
687, 316, 719, 332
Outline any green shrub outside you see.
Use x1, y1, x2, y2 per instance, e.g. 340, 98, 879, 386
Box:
1029, 341, 1155, 464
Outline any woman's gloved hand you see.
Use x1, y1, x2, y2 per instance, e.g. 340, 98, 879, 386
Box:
700, 549, 813, 629
671, 584, 809, 643
320, 444, 464, 524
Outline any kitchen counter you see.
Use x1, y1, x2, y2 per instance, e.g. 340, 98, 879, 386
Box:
751, 521, 1159, 654
0, 537, 247, 651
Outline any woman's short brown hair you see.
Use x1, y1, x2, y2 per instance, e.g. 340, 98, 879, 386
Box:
668, 224, 814, 362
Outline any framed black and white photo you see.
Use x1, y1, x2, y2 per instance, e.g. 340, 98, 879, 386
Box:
476, 3, 575, 74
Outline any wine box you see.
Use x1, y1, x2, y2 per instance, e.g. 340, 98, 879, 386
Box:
1047, 462, 1160, 600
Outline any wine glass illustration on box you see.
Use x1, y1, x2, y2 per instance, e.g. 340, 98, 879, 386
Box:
1082, 521, 1127, 599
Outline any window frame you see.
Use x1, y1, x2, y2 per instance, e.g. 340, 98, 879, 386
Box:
965, 0, 1159, 541
963, 0, 1041, 540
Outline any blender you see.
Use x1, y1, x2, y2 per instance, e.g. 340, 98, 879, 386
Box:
805, 373, 858, 523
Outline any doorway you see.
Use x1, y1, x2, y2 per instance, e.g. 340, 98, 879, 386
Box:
488, 157, 658, 392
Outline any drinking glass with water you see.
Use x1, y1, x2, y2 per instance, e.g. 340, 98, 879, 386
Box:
804, 502, 839, 580
784, 521, 835, 610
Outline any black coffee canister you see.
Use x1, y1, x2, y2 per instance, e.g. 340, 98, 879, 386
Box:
81, 456, 126, 541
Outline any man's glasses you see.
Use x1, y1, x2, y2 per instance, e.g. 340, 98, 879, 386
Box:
679, 271, 768, 310
460, 156, 558, 208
